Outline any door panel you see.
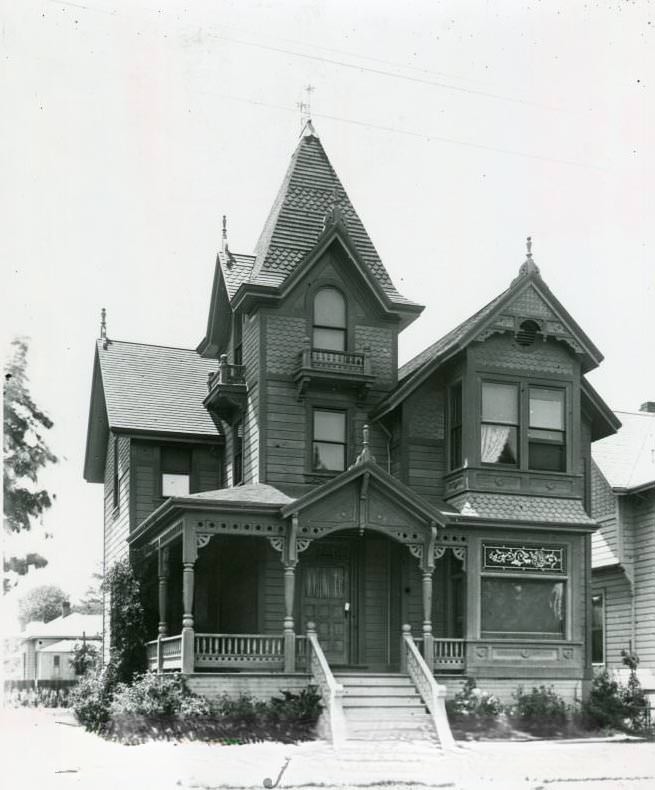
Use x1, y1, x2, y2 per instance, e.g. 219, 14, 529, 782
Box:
301, 563, 349, 664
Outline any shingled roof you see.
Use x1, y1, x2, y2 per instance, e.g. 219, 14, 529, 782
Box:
246, 129, 414, 306
592, 409, 655, 492
84, 340, 221, 482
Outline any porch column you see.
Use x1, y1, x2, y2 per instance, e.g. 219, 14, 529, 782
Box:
157, 546, 170, 637
283, 514, 299, 673
283, 563, 297, 672
181, 523, 196, 674
422, 570, 434, 671
421, 523, 438, 671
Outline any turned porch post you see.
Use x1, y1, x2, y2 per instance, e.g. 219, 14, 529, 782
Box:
181, 522, 197, 674
157, 545, 170, 638
421, 522, 438, 671
283, 514, 299, 672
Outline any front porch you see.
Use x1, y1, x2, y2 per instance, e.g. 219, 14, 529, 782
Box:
144, 631, 466, 675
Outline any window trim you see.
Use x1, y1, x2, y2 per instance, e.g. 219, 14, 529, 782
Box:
112, 434, 120, 514
478, 377, 570, 473
233, 420, 244, 486
480, 380, 520, 467
448, 380, 463, 471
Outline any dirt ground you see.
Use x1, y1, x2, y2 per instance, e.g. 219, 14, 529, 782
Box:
2, 707, 654, 790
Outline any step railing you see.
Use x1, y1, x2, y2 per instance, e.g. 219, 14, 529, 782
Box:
433, 638, 466, 671
194, 634, 285, 669
306, 622, 347, 746
401, 624, 456, 750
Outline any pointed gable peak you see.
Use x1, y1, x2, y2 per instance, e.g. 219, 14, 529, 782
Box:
249, 131, 414, 307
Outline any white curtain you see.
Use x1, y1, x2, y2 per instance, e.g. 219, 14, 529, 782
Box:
481, 425, 511, 463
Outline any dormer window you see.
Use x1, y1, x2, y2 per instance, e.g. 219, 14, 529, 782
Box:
313, 287, 346, 351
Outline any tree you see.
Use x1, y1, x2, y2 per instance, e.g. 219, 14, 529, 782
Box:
74, 572, 104, 615
105, 559, 147, 683
3, 337, 57, 591
18, 584, 70, 627
70, 641, 100, 676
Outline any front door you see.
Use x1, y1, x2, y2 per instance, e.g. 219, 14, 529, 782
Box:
301, 561, 350, 665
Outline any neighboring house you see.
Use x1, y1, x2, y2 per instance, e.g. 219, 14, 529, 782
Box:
21, 610, 102, 682
84, 122, 618, 742
591, 403, 655, 692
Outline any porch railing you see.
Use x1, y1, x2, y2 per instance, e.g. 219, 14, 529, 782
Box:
306, 622, 346, 746
194, 634, 285, 669
146, 635, 183, 672
401, 625, 456, 750
433, 638, 466, 671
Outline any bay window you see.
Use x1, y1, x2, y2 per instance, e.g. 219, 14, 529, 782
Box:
480, 381, 567, 472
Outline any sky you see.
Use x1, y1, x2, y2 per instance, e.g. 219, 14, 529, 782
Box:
2, 0, 654, 627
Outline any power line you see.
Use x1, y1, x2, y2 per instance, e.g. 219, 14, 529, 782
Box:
199, 91, 601, 170
53, 0, 557, 111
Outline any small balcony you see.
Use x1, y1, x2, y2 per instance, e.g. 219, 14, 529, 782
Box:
204, 355, 247, 422
294, 339, 376, 400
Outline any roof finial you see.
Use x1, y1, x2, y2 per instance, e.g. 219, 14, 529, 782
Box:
298, 84, 317, 137
350, 424, 376, 468
221, 214, 228, 253
511, 234, 540, 285
100, 308, 108, 349
526, 236, 532, 259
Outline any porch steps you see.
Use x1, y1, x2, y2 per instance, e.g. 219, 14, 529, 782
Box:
334, 673, 437, 743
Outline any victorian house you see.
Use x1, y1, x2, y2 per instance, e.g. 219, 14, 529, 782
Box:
84, 122, 618, 744
591, 403, 655, 696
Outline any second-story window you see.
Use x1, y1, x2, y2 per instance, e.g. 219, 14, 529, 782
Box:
112, 434, 120, 511
312, 409, 346, 471
233, 312, 243, 366
161, 446, 191, 497
529, 387, 565, 472
481, 382, 519, 465
313, 287, 346, 351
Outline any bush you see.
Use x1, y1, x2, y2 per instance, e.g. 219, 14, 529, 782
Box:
70, 666, 116, 732
582, 670, 625, 730
446, 678, 503, 731
109, 672, 210, 718
511, 685, 567, 736
70, 641, 100, 676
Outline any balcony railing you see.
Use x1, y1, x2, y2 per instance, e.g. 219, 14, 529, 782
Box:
207, 355, 245, 391
294, 340, 375, 399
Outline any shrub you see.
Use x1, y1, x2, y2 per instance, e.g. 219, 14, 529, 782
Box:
109, 672, 210, 718
583, 669, 625, 730
511, 685, 567, 736
70, 666, 116, 732
446, 678, 503, 731
620, 649, 649, 733
6, 686, 71, 708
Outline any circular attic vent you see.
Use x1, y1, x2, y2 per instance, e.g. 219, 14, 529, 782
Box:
515, 319, 540, 347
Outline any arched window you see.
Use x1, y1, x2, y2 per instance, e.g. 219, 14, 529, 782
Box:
313, 287, 346, 351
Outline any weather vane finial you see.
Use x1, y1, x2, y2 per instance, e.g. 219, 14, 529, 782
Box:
100, 308, 108, 349
297, 84, 315, 133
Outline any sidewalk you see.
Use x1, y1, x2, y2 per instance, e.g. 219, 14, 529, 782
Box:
2, 707, 653, 790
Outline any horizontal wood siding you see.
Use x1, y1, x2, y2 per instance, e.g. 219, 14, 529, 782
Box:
266, 380, 306, 483
408, 441, 445, 502
193, 446, 222, 493
631, 491, 655, 669
103, 433, 130, 661
134, 443, 156, 527
592, 569, 633, 668
261, 542, 285, 634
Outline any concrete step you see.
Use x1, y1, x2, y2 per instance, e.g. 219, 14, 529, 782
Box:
345, 709, 430, 723
342, 695, 425, 708
335, 674, 413, 686
342, 684, 420, 697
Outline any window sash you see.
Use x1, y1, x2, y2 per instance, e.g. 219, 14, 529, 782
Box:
312, 409, 346, 471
